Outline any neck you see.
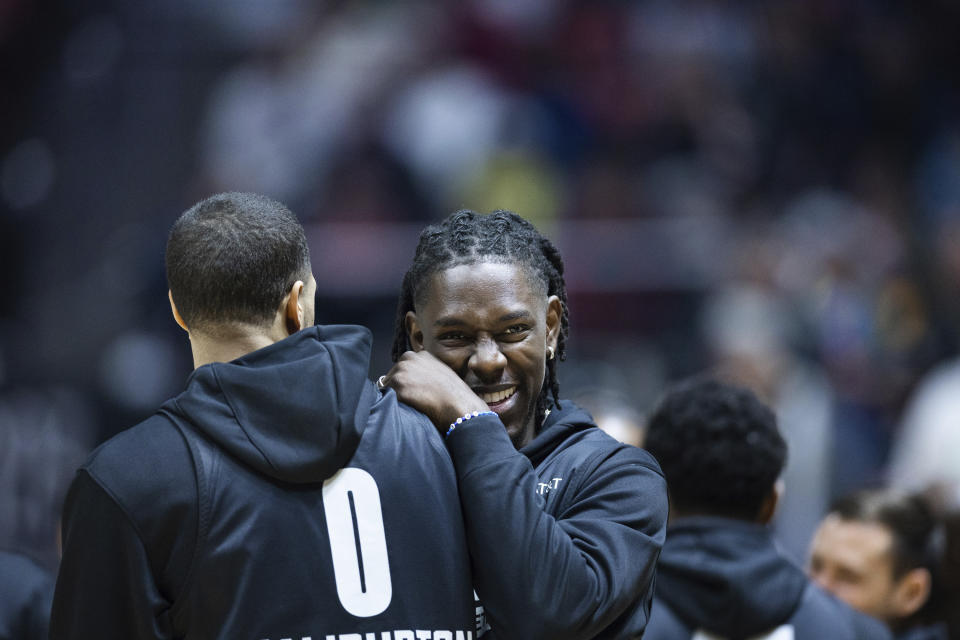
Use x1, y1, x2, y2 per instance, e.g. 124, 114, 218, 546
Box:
188, 324, 288, 369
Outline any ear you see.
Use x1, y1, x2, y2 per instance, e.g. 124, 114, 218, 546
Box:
546, 295, 562, 352
169, 291, 189, 332
756, 480, 783, 525
285, 280, 305, 335
891, 567, 932, 619
405, 311, 424, 352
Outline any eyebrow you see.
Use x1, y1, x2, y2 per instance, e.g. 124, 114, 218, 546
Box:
499, 310, 534, 323
433, 310, 534, 327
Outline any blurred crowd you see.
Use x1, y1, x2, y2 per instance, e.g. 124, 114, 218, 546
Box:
2, 0, 960, 634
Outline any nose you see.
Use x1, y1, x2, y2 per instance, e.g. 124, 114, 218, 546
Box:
468, 337, 507, 383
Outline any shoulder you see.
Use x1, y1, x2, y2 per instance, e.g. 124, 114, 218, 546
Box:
546, 426, 668, 529
794, 583, 893, 639
583, 428, 662, 471
368, 388, 451, 461
0, 550, 52, 639
645, 598, 691, 640
0, 549, 52, 595
551, 426, 664, 484
544, 401, 662, 474
81, 412, 196, 523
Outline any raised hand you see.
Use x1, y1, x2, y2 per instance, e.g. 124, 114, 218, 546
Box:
381, 350, 490, 432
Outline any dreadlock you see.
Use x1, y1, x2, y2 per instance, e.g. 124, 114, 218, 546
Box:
391, 209, 570, 423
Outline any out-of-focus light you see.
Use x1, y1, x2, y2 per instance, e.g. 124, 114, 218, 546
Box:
62, 14, 123, 85
1, 138, 55, 211
469, 0, 561, 37
382, 66, 510, 196
99, 330, 179, 412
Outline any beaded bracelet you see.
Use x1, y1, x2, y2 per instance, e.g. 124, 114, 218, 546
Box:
446, 410, 497, 438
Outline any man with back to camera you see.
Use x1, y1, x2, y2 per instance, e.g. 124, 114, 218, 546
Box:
808, 489, 950, 639
382, 210, 668, 639
642, 377, 892, 640
50, 193, 475, 640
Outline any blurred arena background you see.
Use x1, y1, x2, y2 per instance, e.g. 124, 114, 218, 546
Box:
2, 0, 960, 572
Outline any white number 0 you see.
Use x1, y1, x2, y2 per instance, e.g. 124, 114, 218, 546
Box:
322, 468, 393, 617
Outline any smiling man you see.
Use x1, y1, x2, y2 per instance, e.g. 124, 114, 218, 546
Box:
383, 209, 668, 640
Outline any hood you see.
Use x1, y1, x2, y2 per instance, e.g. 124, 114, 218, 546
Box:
521, 400, 596, 465
657, 517, 807, 638
167, 325, 377, 484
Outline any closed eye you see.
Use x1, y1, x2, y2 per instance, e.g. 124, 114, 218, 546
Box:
500, 324, 531, 341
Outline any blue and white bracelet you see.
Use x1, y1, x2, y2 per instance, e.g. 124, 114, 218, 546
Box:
446, 410, 497, 438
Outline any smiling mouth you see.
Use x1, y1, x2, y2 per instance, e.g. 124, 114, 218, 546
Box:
479, 386, 517, 405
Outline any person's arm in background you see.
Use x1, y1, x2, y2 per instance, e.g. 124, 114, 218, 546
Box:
50, 470, 173, 640
386, 351, 668, 640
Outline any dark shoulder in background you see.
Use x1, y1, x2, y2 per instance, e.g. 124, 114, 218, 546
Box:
0, 548, 53, 640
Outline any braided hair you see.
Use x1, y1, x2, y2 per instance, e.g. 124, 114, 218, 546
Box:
391, 209, 570, 423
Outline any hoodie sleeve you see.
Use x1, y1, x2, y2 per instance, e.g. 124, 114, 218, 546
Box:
445, 414, 668, 640
50, 470, 173, 640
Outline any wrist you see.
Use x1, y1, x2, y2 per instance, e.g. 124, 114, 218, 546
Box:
445, 410, 498, 438
440, 395, 490, 429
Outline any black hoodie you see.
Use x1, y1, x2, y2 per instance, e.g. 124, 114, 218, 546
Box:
445, 400, 668, 639
51, 325, 475, 640
644, 517, 893, 640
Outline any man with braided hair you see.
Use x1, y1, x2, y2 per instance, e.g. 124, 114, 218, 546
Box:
382, 209, 668, 640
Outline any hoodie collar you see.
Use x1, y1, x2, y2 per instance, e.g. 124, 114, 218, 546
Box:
166, 325, 376, 484
520, 400, 596, 465
657, 516, 808, 638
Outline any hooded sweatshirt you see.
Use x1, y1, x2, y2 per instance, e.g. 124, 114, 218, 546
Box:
51, 326, 475, 640
445, 400, 668, 640
644, 517, 893, 640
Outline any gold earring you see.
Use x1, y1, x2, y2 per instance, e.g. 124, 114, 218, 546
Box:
547, 346, 555, 361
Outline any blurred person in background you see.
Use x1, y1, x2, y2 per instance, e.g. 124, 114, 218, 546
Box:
701, 275, 835, 564
888, 198, 960, 498
643, 377, 891, 640
0, 388, 94, 640
0, 548, 52, 640
383, 209, 668, 639
50, 193, 475, 640
808, 489, 951, 640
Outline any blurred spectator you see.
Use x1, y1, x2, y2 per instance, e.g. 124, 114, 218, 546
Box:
0, 549, 53, 640
0, 388, 95, 571
888, 358, 960, 497
701, 276, 834, 564
887, 126, 960, 499
644, 377, 891, 639
808, 489, 950, 639
0, 388, 93, 640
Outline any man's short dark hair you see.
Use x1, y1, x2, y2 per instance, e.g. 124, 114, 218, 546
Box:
830, 489, 938, 580
645, 377, 787, 521
166, 192, 311, 332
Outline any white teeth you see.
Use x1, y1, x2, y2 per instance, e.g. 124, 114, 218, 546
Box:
481, 387, 516, 404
